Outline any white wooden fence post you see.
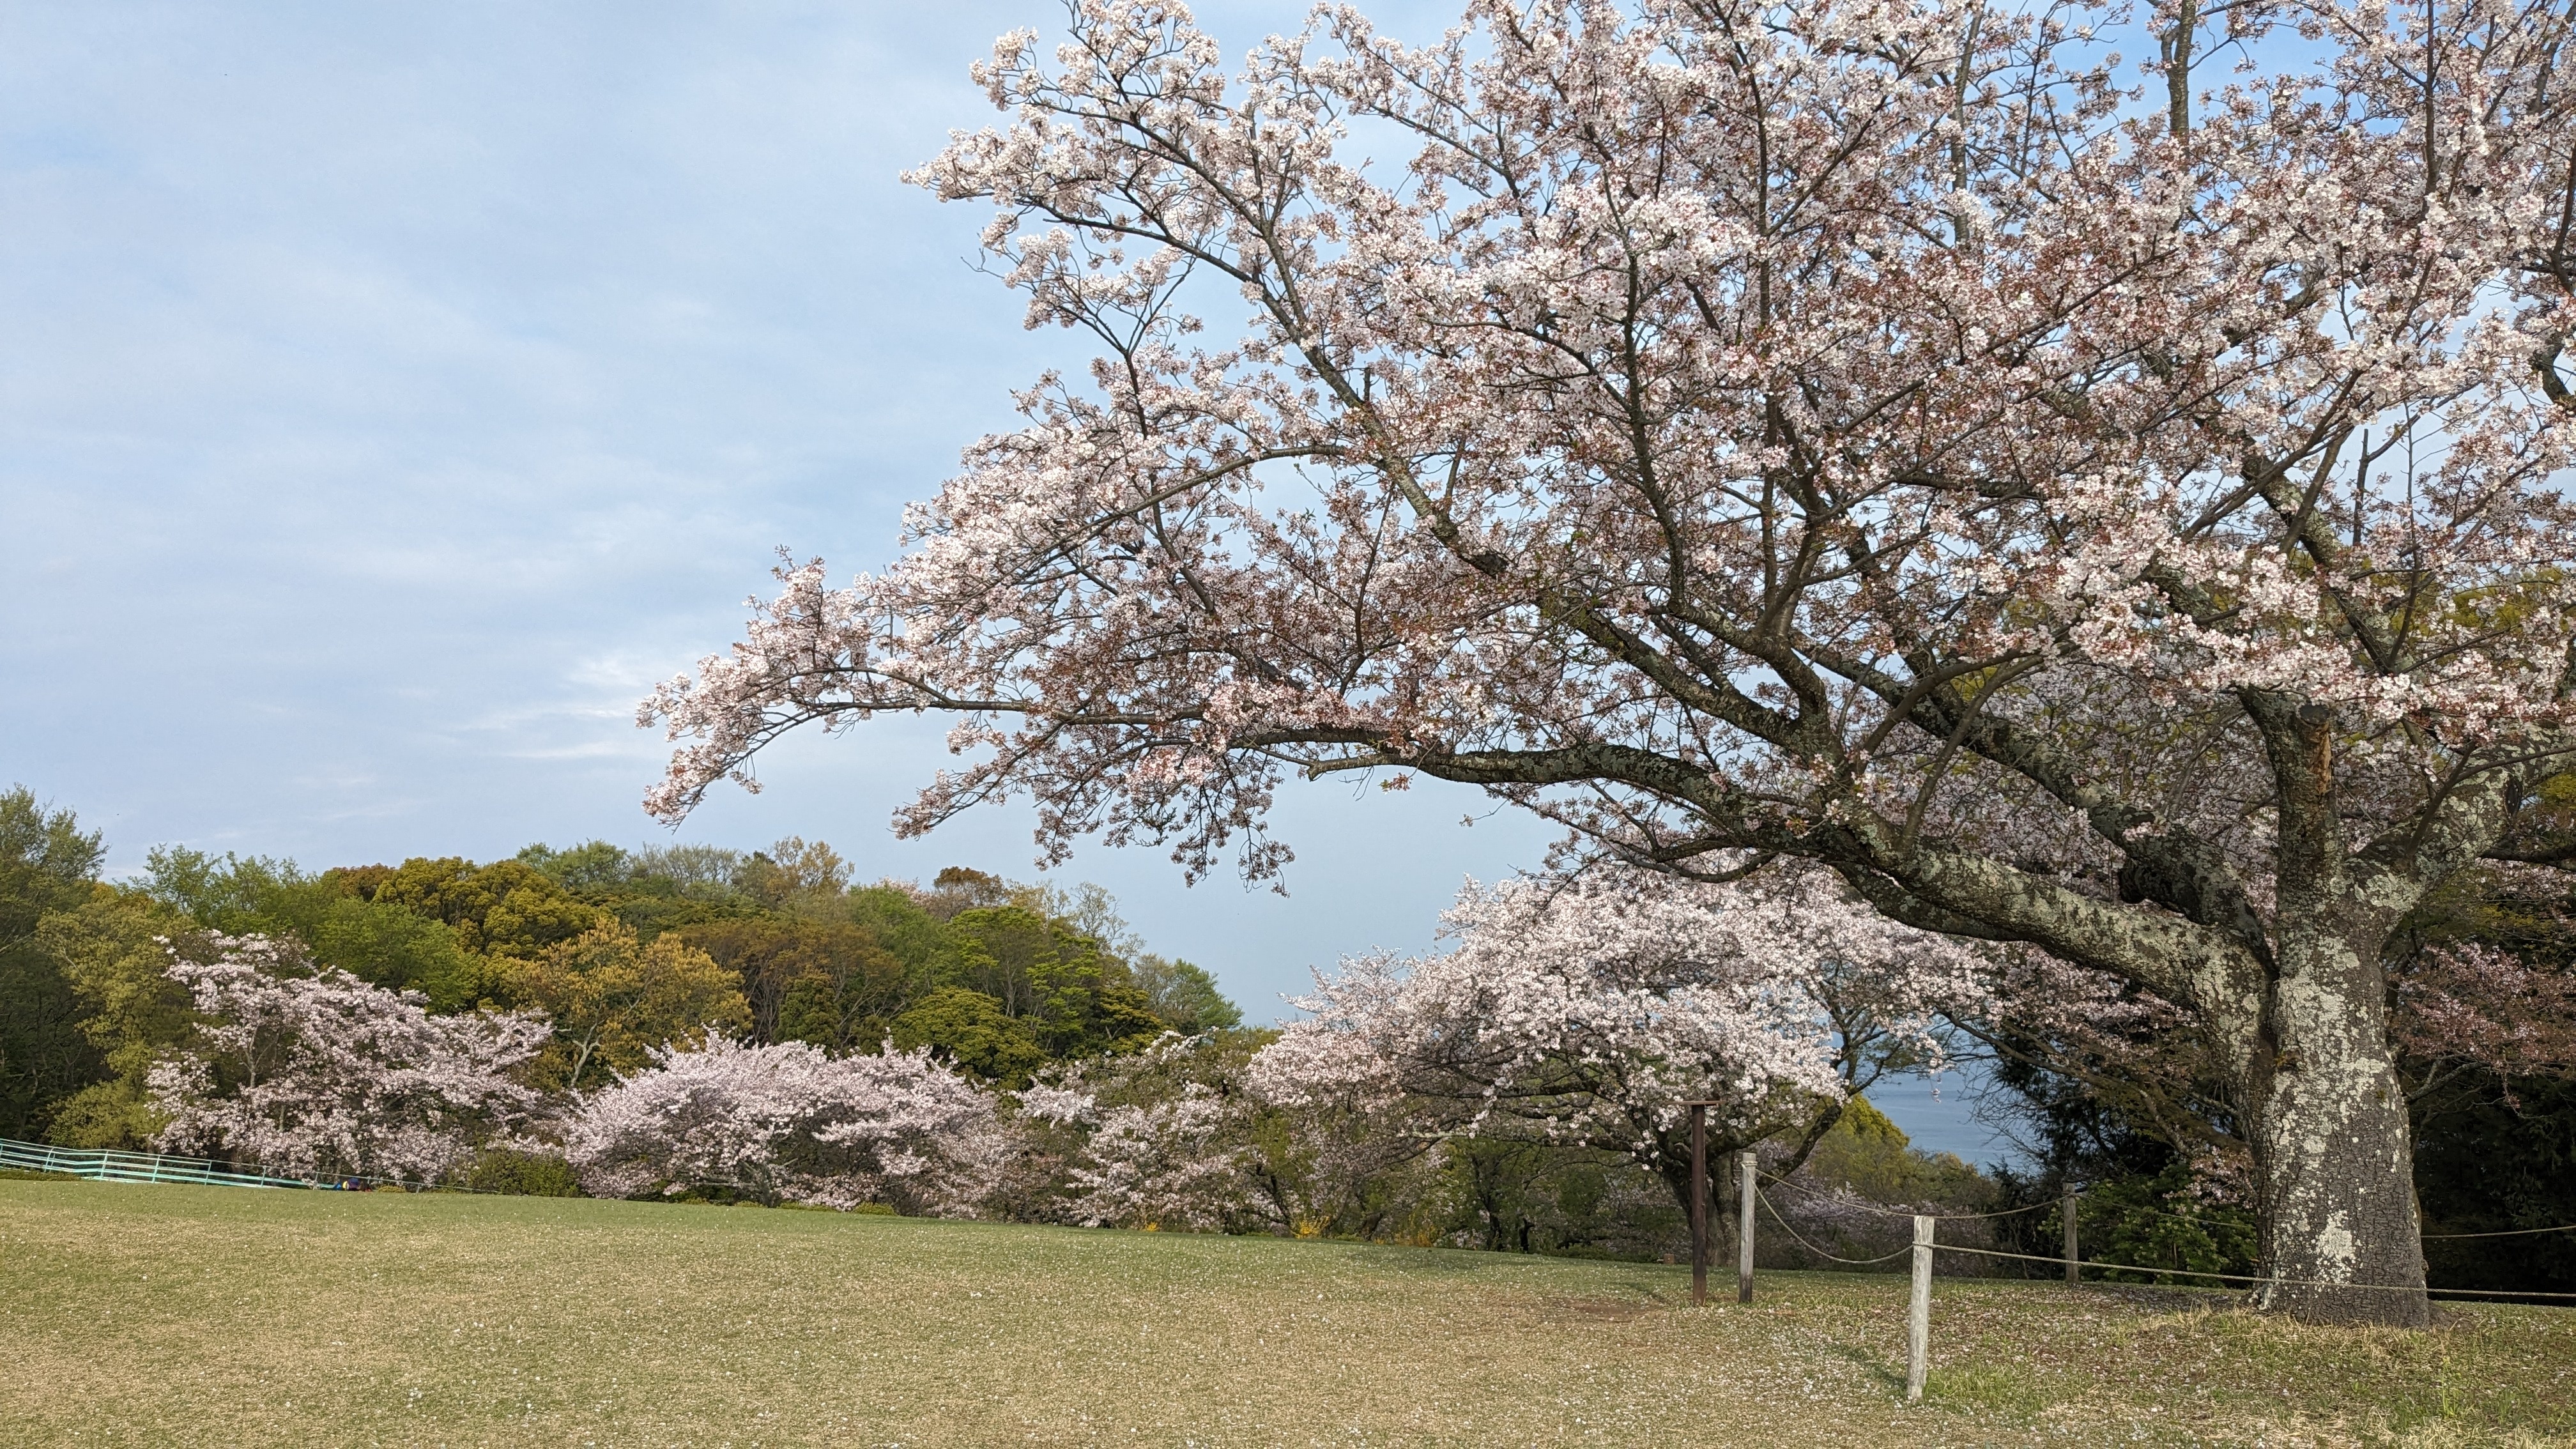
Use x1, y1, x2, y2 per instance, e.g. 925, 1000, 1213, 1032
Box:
1736, 1149, 1756, 1304
1906, 1213, 1933, 1402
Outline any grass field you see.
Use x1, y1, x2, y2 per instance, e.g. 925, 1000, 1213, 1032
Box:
2, 1179, 2571, 1446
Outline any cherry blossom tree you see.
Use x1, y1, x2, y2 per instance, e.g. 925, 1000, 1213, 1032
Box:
2394, 940, 2576, 1090
1020, 1029, 1444, 1234
150, 936, 551, 1183
1025, 1073, 1257, 1229
1251, 866, 1985, 1208
647, 0, 2576, 1321
565, 1037, 1008, 1214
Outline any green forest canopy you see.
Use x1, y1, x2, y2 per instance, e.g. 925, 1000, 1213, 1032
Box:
0, 785, 1239, 1147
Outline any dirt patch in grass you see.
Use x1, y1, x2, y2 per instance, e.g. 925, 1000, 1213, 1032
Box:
1, 1179, 2570, 1446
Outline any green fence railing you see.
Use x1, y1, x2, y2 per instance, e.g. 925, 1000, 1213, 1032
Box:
0, 1137, 316, 1191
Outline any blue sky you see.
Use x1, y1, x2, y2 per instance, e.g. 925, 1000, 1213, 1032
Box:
2, 1, 2005, 1158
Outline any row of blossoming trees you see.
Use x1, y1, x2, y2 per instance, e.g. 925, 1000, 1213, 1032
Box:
141, 933, 1023, 1213
135, 862, 2005, 1236
5, 786, 2565, 1275
2, 810, 1240, 1153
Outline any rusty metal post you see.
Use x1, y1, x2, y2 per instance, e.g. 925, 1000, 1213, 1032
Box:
1689, 1103, 1708, 1305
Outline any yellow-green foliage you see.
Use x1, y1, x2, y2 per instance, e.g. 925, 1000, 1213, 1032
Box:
353, 857, 602, 958
1803, 1094, 1993, 1207
31, 887, 195, 1149
498, 924, 751, 1092
946, 906, 1166, 1057
888, 985, 1046, 1085
142, 848, 493, 1007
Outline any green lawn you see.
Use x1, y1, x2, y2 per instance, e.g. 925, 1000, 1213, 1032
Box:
1, 1179, 2570, 1446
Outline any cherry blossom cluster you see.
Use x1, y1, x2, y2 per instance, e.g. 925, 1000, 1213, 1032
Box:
1015, 1034, 1278, 1230
2393, 939, 2576, 1087
1250, 866, 1991, 1179
1052, 1085, 1248, 1230
564, 1037, 1008, 1214
149, 935, 551, 1183
645, 0, 2576, 914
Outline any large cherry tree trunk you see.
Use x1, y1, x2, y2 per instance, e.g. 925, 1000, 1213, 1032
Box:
1873, 698, 2464, 1326
2238, 703, 2433, 1324
2244, 914, 2428, 1324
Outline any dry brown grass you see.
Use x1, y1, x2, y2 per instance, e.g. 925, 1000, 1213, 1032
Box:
2, 1178, 2570, 1446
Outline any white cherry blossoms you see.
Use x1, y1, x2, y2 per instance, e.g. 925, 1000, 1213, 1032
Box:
149, 935, 553, 1183
564, 1036, 1009, 1215
1250, 866, 1991, 1170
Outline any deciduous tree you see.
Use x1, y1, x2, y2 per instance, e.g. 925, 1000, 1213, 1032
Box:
891, 984, 1049, 1085
1130, 953, 1244, 1034
565, 1036, 1006, 1213
502, 923, 751, 1094
144, 848, 487, 1008
1252, 867, 1984, 1210
0, 787, 104, 1138
351, 857, 602, 960
675, 917, 910, 1050
148, 936, 551, 1182
647, 0, 2576, 1321
36, 887, 200, 1149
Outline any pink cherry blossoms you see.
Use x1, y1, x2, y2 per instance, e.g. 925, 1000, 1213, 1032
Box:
1024, 1076, 1254, 1230
149, 935, 552, 1183
2393, 939, 2576, 1088
564, 1037, 1009, 1214
641, 0, 2576, 1320
1251, 867, 1989, 1195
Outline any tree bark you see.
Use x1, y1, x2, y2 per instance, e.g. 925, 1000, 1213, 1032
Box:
2214, 694, 2431, 1325
2246, 912, 2430, 1324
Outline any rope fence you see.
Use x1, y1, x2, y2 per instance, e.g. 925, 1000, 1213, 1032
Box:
1752, 1188, 1915, 1267
2418, 1222, 2576, 1240
1699, 1175, 2576, 1405
1754, 1166, 2575, 1240
1759, 1174, 2061, 1222
1920, 1239, 2576, 1301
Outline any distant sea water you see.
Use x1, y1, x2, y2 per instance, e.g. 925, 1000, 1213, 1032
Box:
1865, 1066, 2028, 1172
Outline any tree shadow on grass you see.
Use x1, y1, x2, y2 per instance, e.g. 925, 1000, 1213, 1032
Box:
1822, 1342, 1908, 1397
